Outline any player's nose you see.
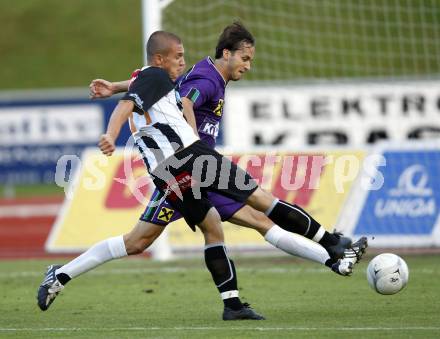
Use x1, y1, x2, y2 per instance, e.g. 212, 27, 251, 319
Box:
244, 61, 251, 71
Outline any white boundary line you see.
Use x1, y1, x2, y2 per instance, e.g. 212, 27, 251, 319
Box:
0, 326, 439, 332
0, 204, 60, 218
1, 266, 438, 279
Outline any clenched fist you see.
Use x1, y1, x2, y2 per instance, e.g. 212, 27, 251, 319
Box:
99, 134, 116, 156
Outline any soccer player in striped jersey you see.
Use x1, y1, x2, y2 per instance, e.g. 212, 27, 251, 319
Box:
37, 25, 366, 320
38, 30, 261, 320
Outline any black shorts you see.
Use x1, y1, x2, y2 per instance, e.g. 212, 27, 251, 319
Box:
150, 140, 258, 229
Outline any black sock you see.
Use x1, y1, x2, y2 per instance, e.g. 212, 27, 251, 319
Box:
223, 260, 242, 310
318, 232, 339, 249
325, 258, 336, 268
204, 245, 242, 311
223, 297, 242, 310
56, 273, 71, 286
267, 200, 321, 239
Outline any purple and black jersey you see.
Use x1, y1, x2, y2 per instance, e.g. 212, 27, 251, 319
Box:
139, 57, 246, 227
177, 57, 226, 148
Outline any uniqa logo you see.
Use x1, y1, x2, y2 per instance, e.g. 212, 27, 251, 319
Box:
388, 164, 432, 197
374, 164, 436, 218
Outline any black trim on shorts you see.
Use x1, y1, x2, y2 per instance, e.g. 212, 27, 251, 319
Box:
151, 140, 258, 228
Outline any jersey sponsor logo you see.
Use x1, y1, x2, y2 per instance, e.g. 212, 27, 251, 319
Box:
157, 207, 175, 222
164, 171, 193, 201
199, 117, 219, 138
213, 99, 224, 117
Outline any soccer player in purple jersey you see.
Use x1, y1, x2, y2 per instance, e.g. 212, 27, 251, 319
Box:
88, 22, 366, 272
37, 24, 367, 320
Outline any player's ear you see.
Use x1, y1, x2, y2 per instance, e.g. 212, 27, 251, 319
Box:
153, 53, 164, 66
222, 49, 231, 60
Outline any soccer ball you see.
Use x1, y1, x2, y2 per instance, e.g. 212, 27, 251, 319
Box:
366, 253, 409, 295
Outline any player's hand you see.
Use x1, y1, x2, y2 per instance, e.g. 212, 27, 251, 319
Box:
99, 134, 116, 156
89, 79, 114, 99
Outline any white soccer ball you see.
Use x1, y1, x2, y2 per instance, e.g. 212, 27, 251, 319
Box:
366, 253, 409, 295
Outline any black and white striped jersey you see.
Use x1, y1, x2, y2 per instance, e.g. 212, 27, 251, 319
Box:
122, 66, 198, 171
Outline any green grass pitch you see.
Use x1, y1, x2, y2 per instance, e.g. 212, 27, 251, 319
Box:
1, 1, 439, 90
0, 254, 439, 338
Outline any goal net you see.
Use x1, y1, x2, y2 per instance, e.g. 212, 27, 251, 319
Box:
162, 0, 440, 82
150, 0, 440, 252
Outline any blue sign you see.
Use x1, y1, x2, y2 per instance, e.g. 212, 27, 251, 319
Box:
0, 97, 131, 185
0, 94, 225, 185
354, 150, 440, 235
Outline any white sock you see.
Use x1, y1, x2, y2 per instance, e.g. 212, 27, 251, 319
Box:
312, 227, 326, 242
55, 236, 127, 279
264, 225, 330, 264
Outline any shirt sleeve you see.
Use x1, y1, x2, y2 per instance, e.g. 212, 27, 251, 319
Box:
122, 67, 174, 112
179, 76, 217, 110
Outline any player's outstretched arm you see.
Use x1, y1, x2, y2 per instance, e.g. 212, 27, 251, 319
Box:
99, 100, 134, 156
181, 97, 199, 136
89, 79, 130, 99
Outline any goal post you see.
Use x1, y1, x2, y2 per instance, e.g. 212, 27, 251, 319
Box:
140, 0, 181, 261
141, 0, 175, 63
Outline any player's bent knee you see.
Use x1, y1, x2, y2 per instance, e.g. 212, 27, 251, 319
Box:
126, 242, 147, 255
246, 187, 275, 212
124, 235, 149, 255
248, 209, 273, 235
124, 221, 164, 255
198, 208, 224, 244
229, 206, 272, 236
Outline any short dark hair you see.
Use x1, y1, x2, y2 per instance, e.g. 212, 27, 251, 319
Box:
146, 31, 182, 63
215, 22, 255, 59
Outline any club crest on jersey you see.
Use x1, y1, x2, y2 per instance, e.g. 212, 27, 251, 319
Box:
213, 99, 224, 117
129, 93, 144, 109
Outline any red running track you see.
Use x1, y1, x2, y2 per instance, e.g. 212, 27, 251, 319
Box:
0, 196, 75, 259
0, 216, 58, 258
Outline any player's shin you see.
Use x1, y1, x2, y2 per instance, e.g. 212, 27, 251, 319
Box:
264, 199, 343, 253
264, 225, 330, 264
55, 235, 128, 285
204, 244, 242, 310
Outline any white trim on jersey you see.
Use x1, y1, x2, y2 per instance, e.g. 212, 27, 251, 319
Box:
131, 88, 198, 172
